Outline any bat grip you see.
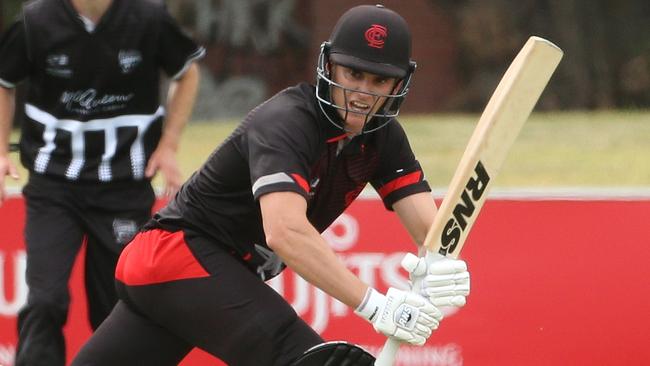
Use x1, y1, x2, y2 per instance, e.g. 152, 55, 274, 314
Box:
375, 272, 426, 365
375, 338, 401, 366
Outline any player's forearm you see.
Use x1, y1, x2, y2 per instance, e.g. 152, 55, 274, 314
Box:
160, 63, 200, 151
393, 192, 437, 251
260, 192, 368, 308
267, 222, 369, 309
0, 87, 16, 155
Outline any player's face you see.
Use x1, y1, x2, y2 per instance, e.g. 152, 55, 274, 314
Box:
330, 64, 398, 135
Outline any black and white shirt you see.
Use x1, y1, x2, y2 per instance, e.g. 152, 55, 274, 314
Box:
0, 0, 205, 182
150, 83, 431, 280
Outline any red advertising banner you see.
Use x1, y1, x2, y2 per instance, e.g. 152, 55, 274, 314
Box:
2, 194, 650, 365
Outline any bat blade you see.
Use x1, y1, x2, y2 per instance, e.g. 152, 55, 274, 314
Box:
375, 36, 563, 366
427, 36, 563, 258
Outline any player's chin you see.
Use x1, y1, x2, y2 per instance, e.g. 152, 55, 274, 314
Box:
342, 114, 366, 134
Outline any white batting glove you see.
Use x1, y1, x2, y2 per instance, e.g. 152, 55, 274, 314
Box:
402, 252, 470, 307
354, 287, 443, 346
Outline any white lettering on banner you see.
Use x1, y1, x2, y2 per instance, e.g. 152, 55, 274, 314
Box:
269, 252, 461, 334
0, 251, 27, 316
311, 287, 329, 333
0, 344, 15, 366
290, 275, 310, 315
269, 252, 411, 333
344, 253, 384, 288
361, 343, 463, 366
322, 213, 359, 251
345, 252, 410, 290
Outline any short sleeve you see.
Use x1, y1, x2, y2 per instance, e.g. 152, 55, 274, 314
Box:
247, 103, 319, 201
371, 121, 431, 210
157, 9, 205, 79
0, 20, 30, 88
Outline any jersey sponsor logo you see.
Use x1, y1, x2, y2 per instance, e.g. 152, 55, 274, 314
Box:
45, 53, 72, 78
118, 50, 142, 74
439, 161, 490, 256
365, 24, 387, 49
60, 88, 134, 114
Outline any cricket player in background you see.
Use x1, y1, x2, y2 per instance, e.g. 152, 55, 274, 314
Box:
0, 0, 204, 365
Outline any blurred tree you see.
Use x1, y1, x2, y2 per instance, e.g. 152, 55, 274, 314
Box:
1, 0, 24, 30
431, 0, 527, 111
2, 0, 648, 111
165, 0, 312, 119
428, 0, 649, 110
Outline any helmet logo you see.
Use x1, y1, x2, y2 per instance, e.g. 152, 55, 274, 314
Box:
365, 24, 387, 49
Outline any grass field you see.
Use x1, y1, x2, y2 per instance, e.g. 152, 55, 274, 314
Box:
6, 110, 650, 190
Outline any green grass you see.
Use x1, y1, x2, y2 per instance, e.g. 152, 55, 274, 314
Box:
7, 110, 650, 189
403, 110, 650, 187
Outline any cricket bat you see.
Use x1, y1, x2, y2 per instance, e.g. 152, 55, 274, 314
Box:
375, 36, 563, 366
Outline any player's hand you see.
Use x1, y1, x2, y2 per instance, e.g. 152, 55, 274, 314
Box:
354, 287, 442, 346
402, 252, 470, 307
145, 145, 182, 197
0, 153, 20, 207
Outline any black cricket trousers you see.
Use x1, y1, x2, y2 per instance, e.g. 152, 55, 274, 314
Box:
15, 174, 154, 366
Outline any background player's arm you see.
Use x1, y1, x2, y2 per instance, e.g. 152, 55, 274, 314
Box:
0, 86, 19, 206
145, 63, 200, 196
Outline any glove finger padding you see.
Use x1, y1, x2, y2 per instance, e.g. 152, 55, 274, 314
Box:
424, 271, 470, 287
426, 256, 467, 275
401, 252, 471, 308
401, 253, 427, 276
429, 295, 467, 307
422, 280, 470, 294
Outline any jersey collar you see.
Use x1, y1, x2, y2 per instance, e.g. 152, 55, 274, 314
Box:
61, 0, 123, 34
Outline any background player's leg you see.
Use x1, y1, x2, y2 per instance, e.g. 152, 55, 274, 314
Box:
83, 235, 120, 330
71, 300, 192, 366
16, 177, 85, 366
81, 182, 154, 329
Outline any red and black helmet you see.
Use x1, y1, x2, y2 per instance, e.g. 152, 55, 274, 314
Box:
316, 4, 417, 133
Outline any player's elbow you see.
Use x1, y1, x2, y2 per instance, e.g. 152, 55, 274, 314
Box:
260, 191, 310, 255
264, 218, 308, 258
265, 223, 294, 254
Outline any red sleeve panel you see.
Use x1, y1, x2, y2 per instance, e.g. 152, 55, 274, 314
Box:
373, 168, 431, 211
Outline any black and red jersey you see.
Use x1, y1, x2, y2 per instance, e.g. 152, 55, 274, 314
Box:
151, 83, 431, 280
0, 0, 204, 182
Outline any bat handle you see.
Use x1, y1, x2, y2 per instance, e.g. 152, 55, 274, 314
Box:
375, 337, 401, 366
375, 258, 428, 365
